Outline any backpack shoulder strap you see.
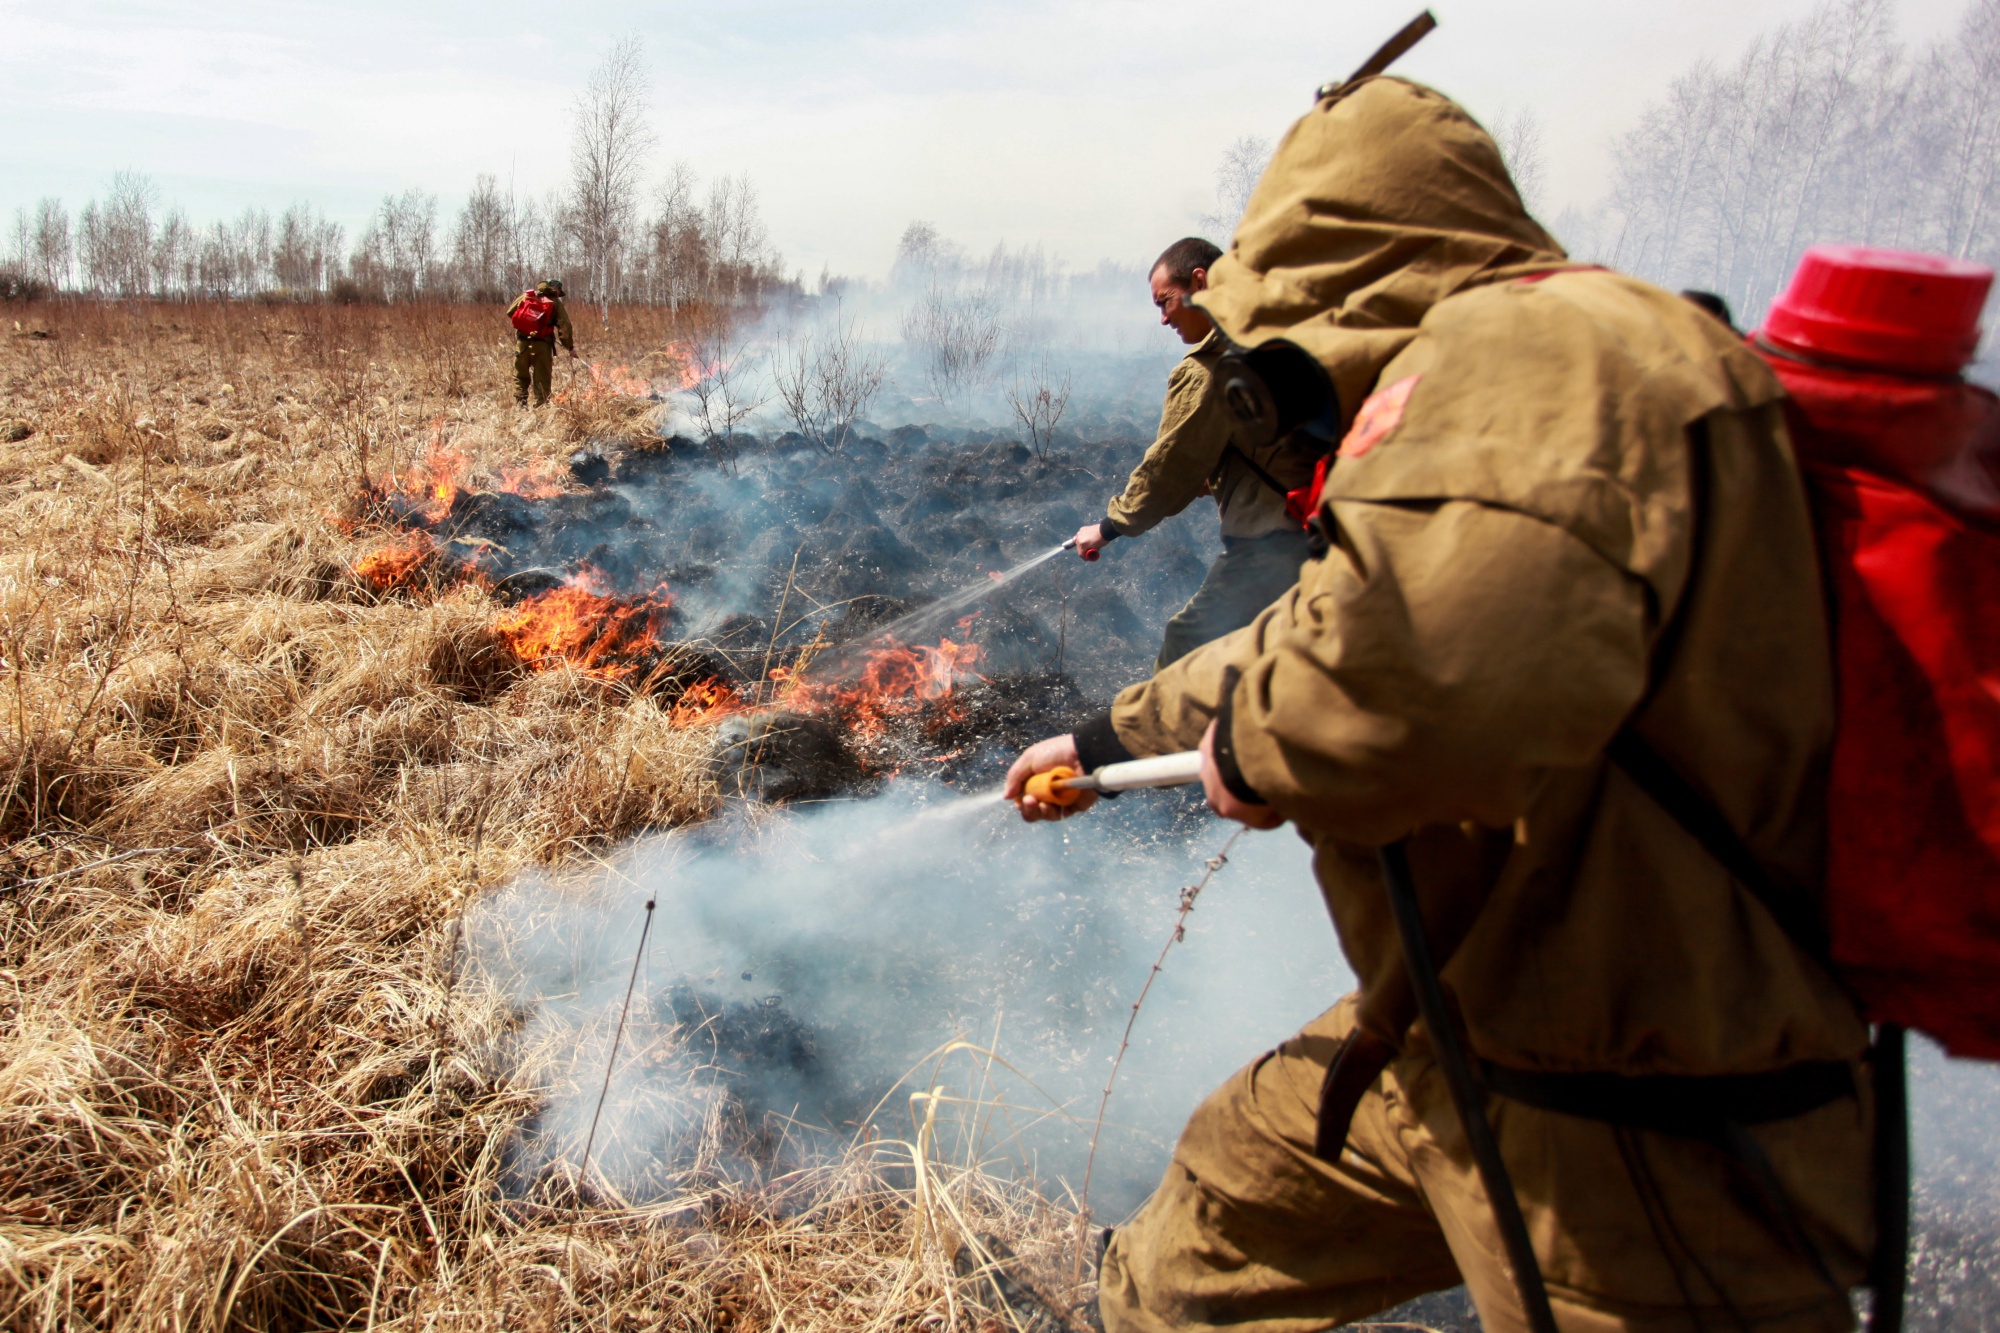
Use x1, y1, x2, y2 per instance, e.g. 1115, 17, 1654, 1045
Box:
1608, 730, 1832, 962
1608, 418, 1834, 967
1220, 441, 1297, 501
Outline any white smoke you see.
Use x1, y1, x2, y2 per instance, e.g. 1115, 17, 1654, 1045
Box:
463, 781, 1345, 1218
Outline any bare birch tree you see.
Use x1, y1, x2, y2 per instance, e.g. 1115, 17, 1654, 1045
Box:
151, 208, 195, 297
351, 190, 439, 302
648, 160, 703, 310
1492, 108, 1549, 216
569, 34, 654, 327
273, 203, 342, 295
453, 173, 512, 300
26, 199, 71, 294
79, 172, 157, 298
705, 173, 774, 304
1199, 136, 1271, 234
1920, 0, 2000, 261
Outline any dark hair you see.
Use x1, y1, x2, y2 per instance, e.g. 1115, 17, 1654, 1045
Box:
1152, 237, 1223, 288
1679, 289, 1736, 331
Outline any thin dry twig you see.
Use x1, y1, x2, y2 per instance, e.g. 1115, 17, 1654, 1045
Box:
1075, 830, 1244, 1250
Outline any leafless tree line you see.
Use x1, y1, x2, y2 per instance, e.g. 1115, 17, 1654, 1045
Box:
888, 220, 1141, 408
4, 36, 788, 311
1561, 0, 2000, 328
7, 173, 347, 301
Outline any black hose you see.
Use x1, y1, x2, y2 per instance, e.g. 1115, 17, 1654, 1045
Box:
1377, 840, 1559, 1333
1868, 1024, 1909, 1333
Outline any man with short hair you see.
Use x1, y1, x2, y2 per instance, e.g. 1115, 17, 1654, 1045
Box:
1071, 237, 1316, 668
508, 279, 575, 407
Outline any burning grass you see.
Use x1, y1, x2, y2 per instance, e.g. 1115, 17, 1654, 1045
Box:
0, 299, 1103, 1330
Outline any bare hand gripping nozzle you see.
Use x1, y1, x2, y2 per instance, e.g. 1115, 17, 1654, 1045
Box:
1022, 751, 1204, 805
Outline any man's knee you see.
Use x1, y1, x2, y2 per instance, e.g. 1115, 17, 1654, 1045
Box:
1101, 1002, 1462, 1332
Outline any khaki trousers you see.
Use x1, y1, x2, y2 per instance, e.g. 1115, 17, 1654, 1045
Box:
1156, 529, 1313, 671
1100, 997, 1873, 1333
514, 336, 555, 405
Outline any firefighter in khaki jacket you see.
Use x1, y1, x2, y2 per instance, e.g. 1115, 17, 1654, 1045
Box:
1012, 78, 1874, 1332
508, 279, 575, 406
1072, 238, 1316, 668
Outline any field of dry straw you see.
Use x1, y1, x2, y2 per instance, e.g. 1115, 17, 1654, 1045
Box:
0, 300, 1093, 1331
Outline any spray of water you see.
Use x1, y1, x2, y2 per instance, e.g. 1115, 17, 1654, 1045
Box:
811, 543, 1071, 678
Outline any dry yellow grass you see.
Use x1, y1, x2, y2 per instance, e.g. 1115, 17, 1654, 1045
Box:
0, 300, 1097, 1331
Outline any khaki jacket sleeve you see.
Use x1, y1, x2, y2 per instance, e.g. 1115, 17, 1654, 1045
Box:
1111, 497, 1651, 843
507, 293, 526, 320
552, 299, 575, 351
1104, 355, 1233, 535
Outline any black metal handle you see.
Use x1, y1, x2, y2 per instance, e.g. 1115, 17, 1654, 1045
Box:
1378, 840, 1559, 1333
1867, 1023, 1908, 1333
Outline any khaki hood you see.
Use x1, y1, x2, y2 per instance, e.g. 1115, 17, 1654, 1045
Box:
1196, 77, 1576, 421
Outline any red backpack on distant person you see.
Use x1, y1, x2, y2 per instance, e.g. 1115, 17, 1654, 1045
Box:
1744, 246, 2000, 1059
511, 289, 557, 338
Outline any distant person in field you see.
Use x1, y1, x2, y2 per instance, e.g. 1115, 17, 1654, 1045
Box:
507, 279, 575, 407
1069, 237, 1315, 668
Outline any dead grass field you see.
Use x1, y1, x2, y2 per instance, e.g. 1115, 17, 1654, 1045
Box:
0, 299, 1094, 1331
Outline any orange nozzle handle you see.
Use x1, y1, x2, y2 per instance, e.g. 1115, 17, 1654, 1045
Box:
1023, 765, 1083, 805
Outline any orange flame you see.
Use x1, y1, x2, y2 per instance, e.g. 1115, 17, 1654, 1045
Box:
373, 430, 571, 520
770, 618, 987, 737
556, 360, 655, 404
354, 531, 437, 591
492, 569, 675, 682
353, 483, 990, 743
587, 361, 654, 397
494, 459, 567, 499
658, 340, 720, 392
667, 677, 748, 727
401, 436, 471, 523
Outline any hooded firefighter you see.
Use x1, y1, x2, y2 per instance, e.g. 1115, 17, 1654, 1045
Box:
1009, 77, 1874, 1332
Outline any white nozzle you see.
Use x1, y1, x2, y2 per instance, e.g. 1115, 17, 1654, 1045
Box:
1077, 750, 1203, 793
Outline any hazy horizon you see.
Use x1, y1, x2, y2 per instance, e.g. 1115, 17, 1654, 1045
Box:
1, 0, 1974, 282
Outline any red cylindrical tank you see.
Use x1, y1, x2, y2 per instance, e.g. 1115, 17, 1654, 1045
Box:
1755, 244, 1997, 506
1751, 244, 2000, 1057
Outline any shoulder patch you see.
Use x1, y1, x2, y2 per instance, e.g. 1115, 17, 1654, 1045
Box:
1338, 374, 1421, 459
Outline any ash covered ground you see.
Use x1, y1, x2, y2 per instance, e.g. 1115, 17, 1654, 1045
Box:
372, 418, 1234, 806
397, 420, 1208, 703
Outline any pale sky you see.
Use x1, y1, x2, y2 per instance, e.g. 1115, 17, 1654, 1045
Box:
0, 0, 1972, 282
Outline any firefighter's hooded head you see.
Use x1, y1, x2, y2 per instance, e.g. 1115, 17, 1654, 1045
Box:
537, 279, 565, 298
1195, 77, 1572, 423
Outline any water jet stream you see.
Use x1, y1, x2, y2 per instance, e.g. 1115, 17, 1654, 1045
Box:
811, 543, 1071, 677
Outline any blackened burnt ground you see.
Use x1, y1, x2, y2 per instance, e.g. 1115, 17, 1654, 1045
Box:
373, 421, 1219, 793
